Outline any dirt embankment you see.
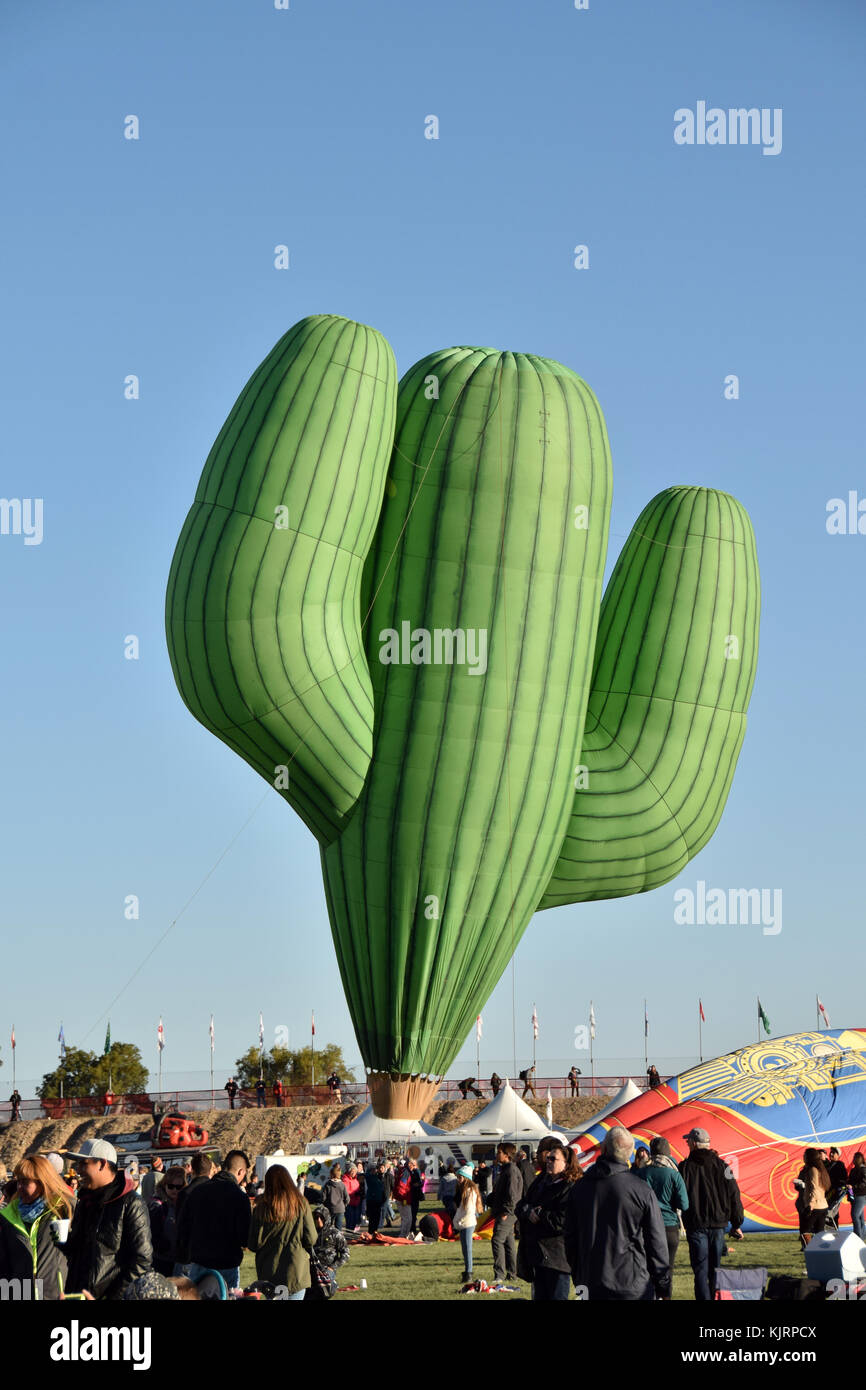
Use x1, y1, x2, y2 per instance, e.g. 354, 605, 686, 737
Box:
0, 1096, 604, 1172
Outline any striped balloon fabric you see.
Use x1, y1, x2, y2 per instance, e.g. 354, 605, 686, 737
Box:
166, 317, 759, 1114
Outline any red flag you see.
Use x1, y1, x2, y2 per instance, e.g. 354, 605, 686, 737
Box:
311, 1011, 316, 1037
699, 1000, 706, 1022
10, 1025, 15, 1051
818, 998, 829, 1027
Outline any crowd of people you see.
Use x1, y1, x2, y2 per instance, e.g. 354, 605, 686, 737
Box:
0, 1139, 348, 1302
2, 1125, 864, 1302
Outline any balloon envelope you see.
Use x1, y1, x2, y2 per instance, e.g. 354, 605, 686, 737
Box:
571, 1030, 866, 1231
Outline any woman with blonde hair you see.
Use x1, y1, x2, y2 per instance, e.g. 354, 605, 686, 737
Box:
0, 1154, 75, 1299
248, 1165, 317, 1300
452, 1165, 483, 1283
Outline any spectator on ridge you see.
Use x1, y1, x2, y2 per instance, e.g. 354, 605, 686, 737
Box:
255, 1078, 267, 1108
224, 1078, 239, 1111
567, 1066, 581, 1097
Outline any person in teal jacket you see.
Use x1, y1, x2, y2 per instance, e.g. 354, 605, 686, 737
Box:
635, 1137, 689, 1298
0, 1154, 75, 1300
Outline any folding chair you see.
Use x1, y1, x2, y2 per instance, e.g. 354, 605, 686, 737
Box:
714, 1267, 768, 1300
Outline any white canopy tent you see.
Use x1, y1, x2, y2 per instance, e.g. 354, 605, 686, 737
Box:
304, 1105, 447, 1156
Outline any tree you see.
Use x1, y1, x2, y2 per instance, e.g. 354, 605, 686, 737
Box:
39, 1041, 149, 1099
234, 1042, 356, 1089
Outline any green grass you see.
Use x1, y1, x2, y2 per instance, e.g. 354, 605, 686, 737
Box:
239, 1203, 810, 1301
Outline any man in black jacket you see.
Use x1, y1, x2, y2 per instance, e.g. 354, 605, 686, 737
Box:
490, 1143, 523, 1284
678, 1127, 744, 1301
565, 1128, 669, 1300
176, 1149, 251, 1290
61, 1139, 152, 1299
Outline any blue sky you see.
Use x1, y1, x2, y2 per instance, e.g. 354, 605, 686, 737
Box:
1, 0, 863, 1094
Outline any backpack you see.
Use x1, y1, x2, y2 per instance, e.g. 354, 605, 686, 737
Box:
519, 1069, 528, 1082
393, 1165, 412, 1201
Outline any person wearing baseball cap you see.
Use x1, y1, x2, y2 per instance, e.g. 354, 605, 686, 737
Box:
678, 1127, 744, 1301
633, 1136, 690, 1297
57, 1138, 152, 1298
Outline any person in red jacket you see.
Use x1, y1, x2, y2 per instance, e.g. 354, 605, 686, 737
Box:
273, 1078, 284, 1108
103, 1089, 116, 1116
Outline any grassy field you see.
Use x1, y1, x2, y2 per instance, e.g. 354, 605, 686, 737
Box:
239, 1202, 809, 1301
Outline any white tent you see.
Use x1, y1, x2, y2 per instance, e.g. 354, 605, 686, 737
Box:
556, 1078, 643, 1141
304, 1106, 447, 1156
444, 1079, 555, 1142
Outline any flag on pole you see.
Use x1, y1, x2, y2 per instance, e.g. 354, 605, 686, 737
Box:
589, 1002, 596, 1041
10, 1025, 15, 1052
699, 999, 706, 1022
532, 1005, 539, 1041
758, 999, 771, 1036
476, 1015, 482, 1042
157, 1018, 165, 1053
259, 1013, 265, 1049
104, 1022, 111, 1055
209, 1015, 214, 1053
817, 997, 829, 1027
311, 1011, 316, 1037
644, 1004, 649, 1038
58, 1024, 66, 1061
545, 1089, 553, 1128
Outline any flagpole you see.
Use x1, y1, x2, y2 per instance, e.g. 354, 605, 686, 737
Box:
476, 1026, 480, 1084
158, 1020, 162, 1097
643, 998, 648, 1074
11, 1029, 15, 1091
589, 1001, 595, 1097
532, 1003, 537, 1073
209, 1016, 214, 1105
699, 1001, 703, 1063
757, 997, 760, 1044
816, 994, 819, 1030
311, 1012, 315, 1086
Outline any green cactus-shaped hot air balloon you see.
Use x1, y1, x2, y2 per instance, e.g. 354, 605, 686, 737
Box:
166, 315, 759, 1119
